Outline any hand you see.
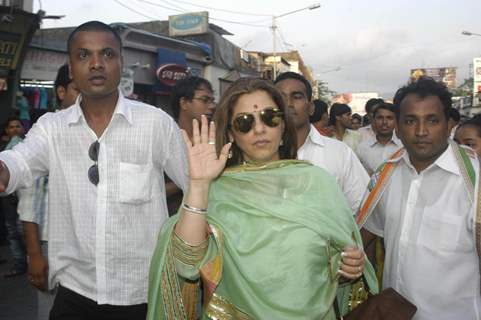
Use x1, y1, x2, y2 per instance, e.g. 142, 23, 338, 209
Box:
182, 115, 231, 184
27, 252, 48, 291
338, 245, 365, 280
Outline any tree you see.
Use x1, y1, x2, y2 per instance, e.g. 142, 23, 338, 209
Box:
451, 78, 473, 97
315, 79, 336, 101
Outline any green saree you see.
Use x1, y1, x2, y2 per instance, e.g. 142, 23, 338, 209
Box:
148, 160, 377, 319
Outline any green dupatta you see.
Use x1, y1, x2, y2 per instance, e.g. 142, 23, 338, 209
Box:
148, 160, 378, 319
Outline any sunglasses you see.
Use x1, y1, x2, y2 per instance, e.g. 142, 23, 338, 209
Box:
231, 107, 283, 134
88, 141, 99, 186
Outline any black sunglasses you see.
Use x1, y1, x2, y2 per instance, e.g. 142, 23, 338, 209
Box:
231, 107, 283, 134
88, 141, 99, 186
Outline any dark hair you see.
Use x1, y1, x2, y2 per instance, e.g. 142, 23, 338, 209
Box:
309, 99, 328, 123
352, 113, 362, 123
170, 76, 213, 120
67, 21, 122, 54
449, 108, 461, 122
54, 64, 71, 103
274, 71, 312, 101
5, 115, 21, 129
214, 77, 297, 167
329, 103, 351, 126
373, 102, 396, 118
365, 98, 384, 114
455, 119, 481, 139
393, 76, 452, 121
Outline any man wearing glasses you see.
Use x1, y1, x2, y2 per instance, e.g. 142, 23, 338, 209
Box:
170, 76, 216, 140
274, 72, 369, 214
0, 21, 188, 319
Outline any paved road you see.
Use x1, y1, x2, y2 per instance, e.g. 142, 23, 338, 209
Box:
0, 244, 36, 320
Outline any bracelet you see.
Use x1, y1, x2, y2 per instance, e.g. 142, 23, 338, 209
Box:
182, 202, 208, 215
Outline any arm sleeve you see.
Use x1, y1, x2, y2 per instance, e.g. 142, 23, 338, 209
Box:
0, 119, 50, 194
172, 232, 218, 281
153, 113, 189, 193
340, 147, 370, 213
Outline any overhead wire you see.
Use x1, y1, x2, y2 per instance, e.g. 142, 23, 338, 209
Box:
114, 0, 160, 20
161, 0, 271, 17
137, 0, 270, 28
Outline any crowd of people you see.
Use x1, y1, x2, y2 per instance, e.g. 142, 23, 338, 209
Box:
0, 20, 480, 320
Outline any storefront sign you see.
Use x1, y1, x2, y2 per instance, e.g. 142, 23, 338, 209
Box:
156, 63, 190, 86
0, 32, 21, 77
169, 12, 208, 37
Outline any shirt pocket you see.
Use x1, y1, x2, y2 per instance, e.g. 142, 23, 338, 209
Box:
119, 162, 153, 204
417, 213, 462, 252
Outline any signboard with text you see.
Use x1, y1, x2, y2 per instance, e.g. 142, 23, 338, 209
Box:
0, 32, 21, 77
169, 11, 209, 37
156, 63, 190, 87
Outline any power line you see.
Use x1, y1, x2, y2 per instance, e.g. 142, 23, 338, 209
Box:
114, 0, 160, 20
151, 0, 188, 12
137, 0, 269, 28
161, 0, 271, 17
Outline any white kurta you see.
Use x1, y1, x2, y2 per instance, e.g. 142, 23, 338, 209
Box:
364, 145, 481, 320
298, 125, 369, 213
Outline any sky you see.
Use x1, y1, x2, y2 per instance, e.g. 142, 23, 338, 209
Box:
35, 0, 481, 98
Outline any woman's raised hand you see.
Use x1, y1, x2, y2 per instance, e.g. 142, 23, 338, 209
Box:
181, 115, 231, 184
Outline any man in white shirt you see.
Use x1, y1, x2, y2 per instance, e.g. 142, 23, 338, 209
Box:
329, 103, 362, 153
274, 72, 369, 213
357, 102, 403, 175
358, 98, 383, 142
0, 21, 188, 319
361, 77, 481, 320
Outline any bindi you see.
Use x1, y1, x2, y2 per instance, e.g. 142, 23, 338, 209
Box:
253, 104, 258, 109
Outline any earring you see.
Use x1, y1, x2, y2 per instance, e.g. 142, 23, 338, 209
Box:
279, 139, 284, 146
228, 150, 233, 159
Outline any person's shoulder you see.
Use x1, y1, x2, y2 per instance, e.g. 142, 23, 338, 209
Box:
301, 161, 338, 182
457, 143, 479, 172
125, 99, 175, 123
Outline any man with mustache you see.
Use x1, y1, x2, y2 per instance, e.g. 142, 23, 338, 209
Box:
0, 21, 188, 319
357, 102, 403, 175
359, 77, 481, 320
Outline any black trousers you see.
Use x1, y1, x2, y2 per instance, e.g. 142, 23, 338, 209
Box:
49, 285, 148, 320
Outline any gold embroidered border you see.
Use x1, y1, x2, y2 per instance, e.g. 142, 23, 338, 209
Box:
205, 293, 252, 320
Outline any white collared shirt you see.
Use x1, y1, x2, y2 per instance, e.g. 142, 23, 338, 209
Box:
364, 144, 481, 320
298, 125, 369, 213
1, 93, 189, 305
357, 135, 403, 174
358, 124, 376, 142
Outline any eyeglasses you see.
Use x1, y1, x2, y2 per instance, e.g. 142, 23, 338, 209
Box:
192, 96, 216, 105
88, 141, 99, 186
231, 107, 283, 134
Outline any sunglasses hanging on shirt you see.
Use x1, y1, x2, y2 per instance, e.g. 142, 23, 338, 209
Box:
88, 141, 100, 186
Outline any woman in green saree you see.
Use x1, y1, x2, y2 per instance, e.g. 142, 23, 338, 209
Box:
148, 78, 377, 319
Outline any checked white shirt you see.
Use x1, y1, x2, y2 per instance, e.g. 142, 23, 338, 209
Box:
0, 93, 188, 305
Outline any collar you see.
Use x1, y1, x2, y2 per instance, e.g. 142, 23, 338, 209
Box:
306, 125, 326, 147
399, 143, 460, 176
66, 92, 133, 125
368, 134, 402, 147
